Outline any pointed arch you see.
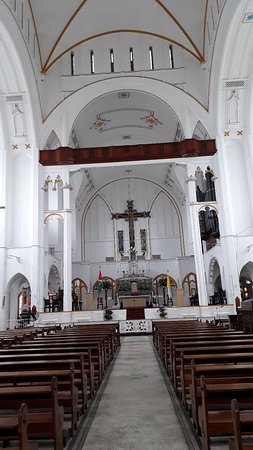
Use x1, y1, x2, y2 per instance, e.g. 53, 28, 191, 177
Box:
81, 177, 185, 260
192, 120, 210, 140
83, 194, 115, 261
44, 130, 61, 149
182, 272, 197, 298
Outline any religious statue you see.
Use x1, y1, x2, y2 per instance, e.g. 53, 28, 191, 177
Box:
131, 281, 138, 295
140, 229, 147, 253
118, 230, 124, 253
112, 200, 150, 261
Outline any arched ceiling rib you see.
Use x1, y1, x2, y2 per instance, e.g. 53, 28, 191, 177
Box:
28, 0, 207, 74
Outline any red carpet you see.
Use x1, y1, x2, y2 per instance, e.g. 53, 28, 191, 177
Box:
126, 307, 145, 320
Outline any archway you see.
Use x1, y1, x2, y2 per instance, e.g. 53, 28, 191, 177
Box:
48, 265, 61, 295
153, 274, 177, 306
93, 277, 116, 309
239, 262, 253, 301
72, 278, 88, 311
182, 272, 197, 305
6, 273, 31, 327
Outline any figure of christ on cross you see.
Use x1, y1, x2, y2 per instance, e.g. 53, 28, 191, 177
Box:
112, 200, 150, 260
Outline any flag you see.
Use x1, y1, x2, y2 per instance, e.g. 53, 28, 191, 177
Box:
98, 270, 103, 293
167, 274, 172, 299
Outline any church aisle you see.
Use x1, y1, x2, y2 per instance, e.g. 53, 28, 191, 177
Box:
81, 336, 194, 450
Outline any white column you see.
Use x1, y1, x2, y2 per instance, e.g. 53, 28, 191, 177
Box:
31, 148, 44, 311
215, 136, 240, 303
186, 173, 209, 306
62, 169, 72, 311
0, 145, 8, 325
63, 210, 72, 310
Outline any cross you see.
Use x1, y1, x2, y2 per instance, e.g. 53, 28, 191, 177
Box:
112, 200, 150, 260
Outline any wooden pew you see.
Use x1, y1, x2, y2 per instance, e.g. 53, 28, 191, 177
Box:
160, 328, 243, 367
173, 341, 253, 397
12, 339, 105, 381
153, 321, 217, 357
190, 363, 253, 432
168, 334, 253, 378
0, 403, 38, 450
0, 364, 79, 436
229, 399, 253, 450
0, 354, 90, 411
0, 346, 99, 390
198, 376, 253, 450
0, 377, 65, 450
180, 351, 253, 413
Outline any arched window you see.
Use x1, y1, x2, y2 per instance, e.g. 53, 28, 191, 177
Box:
182, 272, 197, 298
72, 278, 88, 310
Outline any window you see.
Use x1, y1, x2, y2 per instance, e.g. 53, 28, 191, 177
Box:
149, 46, 154, 70
90, 50, 95, 74
169, 45, 174, 69
71, 51, 75, 75
21, 3, 24, 28
129, 47, 134, 71
110, 49, 114, 72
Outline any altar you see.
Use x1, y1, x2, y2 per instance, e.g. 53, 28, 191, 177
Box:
120, 295, 150, 308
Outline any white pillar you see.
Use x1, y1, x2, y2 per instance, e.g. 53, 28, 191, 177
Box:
31, 148, 44, 311
0, 145, 8, 324
62, 169, 72, 311
215, 136, 240, 303
186, 172, 209, 306
189, 204, 209, 305
63, 210, 72, 310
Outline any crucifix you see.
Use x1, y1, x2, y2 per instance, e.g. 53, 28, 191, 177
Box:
112, 200, 150, 260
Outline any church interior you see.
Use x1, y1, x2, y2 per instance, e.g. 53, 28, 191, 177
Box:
1, 0, 253, 448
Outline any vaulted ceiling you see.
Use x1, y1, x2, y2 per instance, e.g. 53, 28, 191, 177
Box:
27, 1, 225, 148
29, 0, 208, 74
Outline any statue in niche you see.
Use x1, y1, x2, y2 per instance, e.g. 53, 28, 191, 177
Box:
227, 90, 239, 124
11, 104, 25, 137
140, 229, 147, 254
117, 230, 124, 254
131, 281, 138, 295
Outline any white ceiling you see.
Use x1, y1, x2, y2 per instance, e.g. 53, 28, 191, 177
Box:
71, 160, 187, 211
30, 0, 206, 74
31, 0, 210, 148
72, 90, 182, 148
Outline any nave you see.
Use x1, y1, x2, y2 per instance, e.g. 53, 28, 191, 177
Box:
75, 336, 196, 450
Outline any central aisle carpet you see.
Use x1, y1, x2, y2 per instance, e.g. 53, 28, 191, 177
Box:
81, 336, 193, 450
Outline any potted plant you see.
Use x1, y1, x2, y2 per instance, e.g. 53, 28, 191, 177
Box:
158, 306, 167, 318
104, 308, 113, 320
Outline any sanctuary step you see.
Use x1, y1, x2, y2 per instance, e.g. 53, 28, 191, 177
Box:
126, 307, 145, 320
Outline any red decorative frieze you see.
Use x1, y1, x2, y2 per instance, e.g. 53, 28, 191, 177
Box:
39, 139, 216, 166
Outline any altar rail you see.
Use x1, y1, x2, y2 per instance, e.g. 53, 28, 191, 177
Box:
119, 320, 152, 334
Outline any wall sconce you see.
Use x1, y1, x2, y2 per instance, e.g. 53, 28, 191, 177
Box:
42, 176, 53, 192
52, 175, 63, 191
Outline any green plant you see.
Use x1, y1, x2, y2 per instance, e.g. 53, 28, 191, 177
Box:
104, 308, 113, 320
158, 306, 167, 318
